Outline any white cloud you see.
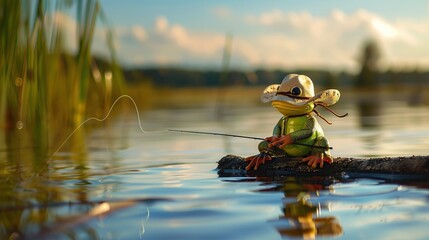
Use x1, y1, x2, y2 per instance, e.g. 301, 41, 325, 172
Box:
45, 11, 116, 59
46, 9, 429, 70
110, 16, 227, 66
212, 7, 232, 19
131, 26, 147, 42
155, 16, 169, 34
151, 16, 226, 57
242, 9, 428, 70
45, 12, 78, 52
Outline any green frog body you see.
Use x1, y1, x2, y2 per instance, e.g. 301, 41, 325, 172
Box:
258, 115, 329, 158
246, 74, 343, 170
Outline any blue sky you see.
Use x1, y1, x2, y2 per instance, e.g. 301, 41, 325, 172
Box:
58, 0, 429, 71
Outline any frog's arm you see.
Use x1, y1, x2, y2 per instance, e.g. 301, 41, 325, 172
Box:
272, 117, 284, 137
289, 116, 316, 142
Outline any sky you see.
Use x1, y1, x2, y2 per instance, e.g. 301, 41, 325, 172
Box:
57, 0, 429, 72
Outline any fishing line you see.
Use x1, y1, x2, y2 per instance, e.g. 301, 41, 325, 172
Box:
167, 129, 264, 141
37, 94, 332, 176
167, 129, 333, 149
37, 95, 167, 176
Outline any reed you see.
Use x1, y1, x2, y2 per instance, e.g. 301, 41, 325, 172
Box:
0, 1, 126, 237
0, 0, 125, 162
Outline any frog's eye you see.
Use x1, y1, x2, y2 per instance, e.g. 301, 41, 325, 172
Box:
290, 87, 302, 96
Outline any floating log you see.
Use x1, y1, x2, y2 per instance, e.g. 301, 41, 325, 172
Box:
217, 155, 429, 178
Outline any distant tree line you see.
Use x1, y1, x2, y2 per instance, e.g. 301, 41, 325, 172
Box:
123, 67, 350, 88
123, 66, 429, 89
122, 40, 429, 90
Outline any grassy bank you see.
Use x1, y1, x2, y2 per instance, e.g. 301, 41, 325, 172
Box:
127, 82, 429, 110
127, 83, 264, 109
0, 0, 125, 169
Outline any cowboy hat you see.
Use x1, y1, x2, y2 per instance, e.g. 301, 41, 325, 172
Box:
261, 74, 341, 107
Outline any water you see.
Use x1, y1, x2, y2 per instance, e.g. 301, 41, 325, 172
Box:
1, 93, 429, 239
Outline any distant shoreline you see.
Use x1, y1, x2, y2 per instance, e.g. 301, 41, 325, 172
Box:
127, 85, 429, 110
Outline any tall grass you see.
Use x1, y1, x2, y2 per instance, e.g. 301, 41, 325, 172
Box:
0, 2, 126, 236
0, 0, 125, 165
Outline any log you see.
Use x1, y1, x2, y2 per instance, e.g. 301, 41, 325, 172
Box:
217, 155, 429, 178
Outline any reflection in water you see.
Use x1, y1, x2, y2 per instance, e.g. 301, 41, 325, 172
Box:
276, 193, 342, 239
1, 100, 429, 238
357, 97, 381, 129
0, 125, 95, 239
1, 129, 51, 240
258, 177, 343, 239
0, 198, 154, 239
356, 93, 383, 154
35, 200, 144, 239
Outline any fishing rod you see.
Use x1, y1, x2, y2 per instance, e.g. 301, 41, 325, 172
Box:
168, 129, 333, 150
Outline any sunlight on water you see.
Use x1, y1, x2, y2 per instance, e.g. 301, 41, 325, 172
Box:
1, 96, 429, 239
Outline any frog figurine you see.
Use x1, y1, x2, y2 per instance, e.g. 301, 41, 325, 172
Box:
245, 74, 345, 170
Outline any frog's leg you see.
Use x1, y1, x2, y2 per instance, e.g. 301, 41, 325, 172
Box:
245, 140, 285, 170
301, 136, 333, 168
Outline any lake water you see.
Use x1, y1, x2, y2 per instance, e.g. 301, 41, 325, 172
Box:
1, 91, 429, 239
